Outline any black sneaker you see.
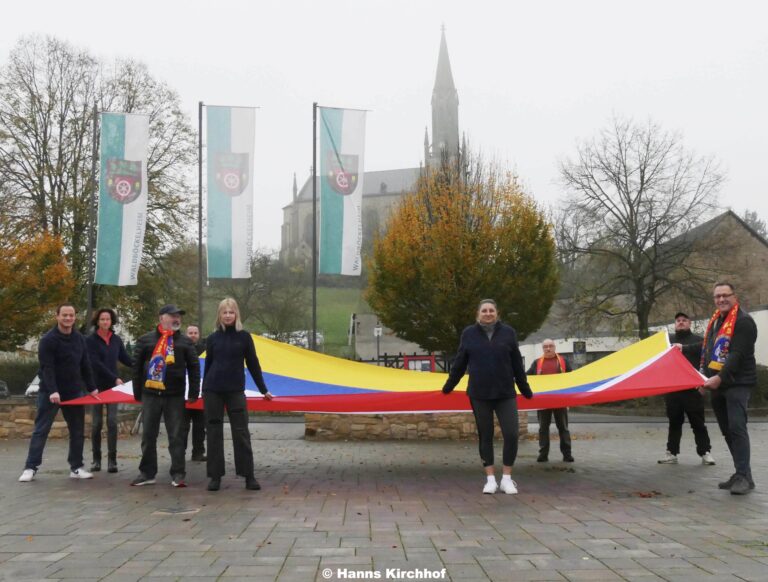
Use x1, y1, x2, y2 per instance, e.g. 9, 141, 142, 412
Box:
107, 459, 118, 473
207, 478, 221, 491
537, 454, 548, 463
563, 455, 575, 463
245, 476, 261, 491
718, 473, 738, 490
130, 474, 155, 486
191, 454, 207, 462
730, 475, 752, 495
90, 461, 101, 472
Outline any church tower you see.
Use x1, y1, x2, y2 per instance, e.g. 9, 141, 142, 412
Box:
428, 27, 459, 166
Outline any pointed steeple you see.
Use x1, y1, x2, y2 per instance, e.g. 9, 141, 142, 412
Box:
292, 172, 298, 201
431, 26, 459, 162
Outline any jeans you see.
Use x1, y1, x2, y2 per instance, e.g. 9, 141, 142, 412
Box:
25, 392, 86, 471
91, 403, 118, 461
711, 386, 752, 480
469, 397, 519, 467
182, 408, 206, 458
138, 392, 186, 479
204, 391, 254, 479
664, 389, 711, 456
537, 408, 572, 457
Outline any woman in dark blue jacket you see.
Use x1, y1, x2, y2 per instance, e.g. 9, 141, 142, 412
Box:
86, 308, 133, 473
442, 299, 533, 495
203, 298, 272, 492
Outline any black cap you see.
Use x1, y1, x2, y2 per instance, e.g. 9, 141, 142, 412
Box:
159, 304, 185, 316
674, 311, 690, 320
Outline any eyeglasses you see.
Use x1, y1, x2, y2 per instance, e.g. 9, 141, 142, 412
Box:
713, 293, 734, 300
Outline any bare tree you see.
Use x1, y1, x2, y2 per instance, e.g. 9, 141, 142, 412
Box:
557, 117, 724, 338
742, 209, 768, 239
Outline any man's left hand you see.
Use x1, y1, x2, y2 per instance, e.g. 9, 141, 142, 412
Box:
702, 375, 722, 391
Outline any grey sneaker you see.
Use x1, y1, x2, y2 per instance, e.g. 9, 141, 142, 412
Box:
730, 475, 752, 495
130, 474, 155, 486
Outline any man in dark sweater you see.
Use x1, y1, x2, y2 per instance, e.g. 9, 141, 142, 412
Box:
182, 324, 206, 462
658, 312, 715, 466
131, 305, 200, 487
19, 303, 99, 482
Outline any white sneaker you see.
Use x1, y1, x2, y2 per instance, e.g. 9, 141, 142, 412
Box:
483, 480, 498, 494
701, 452, 716, 465
18, 469, 35, 482
70, 468, 93, 479
657, 451, 678, 464
499, 478, 518, 495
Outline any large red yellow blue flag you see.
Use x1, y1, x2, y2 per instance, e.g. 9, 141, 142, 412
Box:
67, 332, 703, 412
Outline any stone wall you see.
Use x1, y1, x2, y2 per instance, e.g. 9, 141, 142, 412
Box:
304, 412, 528, 441
0, 398, 139, 439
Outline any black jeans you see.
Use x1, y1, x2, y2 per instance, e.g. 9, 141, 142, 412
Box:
138, 392, 186, 479
537, 408, 572, 457
182, 408, 206, 457
91, 403, 118, 461
25, 392, 85, 471
664, 389, 711, 456
469, 397, 519, 467
711, 386, 752, 480
204, 391, 254, 479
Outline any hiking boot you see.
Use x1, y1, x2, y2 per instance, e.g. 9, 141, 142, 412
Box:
701, 452, 716, 465
730, 475, 752, 495
657, 451, 678, 464
18, 469, 35, 482
207, 478, 221, 491
90, 460, 101, 472
70, 468, 94, 479
130, 474, 155, 486
245, 476, 261, 491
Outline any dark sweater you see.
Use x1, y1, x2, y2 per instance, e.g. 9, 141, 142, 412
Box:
669, 329, 703, 369
86, 331, 134, 391
202, 326, 268, 394
38, 326, 96, 401
442, 322, 532, 400
133, 329, 201, 400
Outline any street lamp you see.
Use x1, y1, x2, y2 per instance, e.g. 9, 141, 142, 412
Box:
374, 321, 383, 365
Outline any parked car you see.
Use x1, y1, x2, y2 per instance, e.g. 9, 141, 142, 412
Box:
25, 375, 40, 397
0, 380, 9, 399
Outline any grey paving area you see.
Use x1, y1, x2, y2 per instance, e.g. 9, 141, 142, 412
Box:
1, 419, 768, 581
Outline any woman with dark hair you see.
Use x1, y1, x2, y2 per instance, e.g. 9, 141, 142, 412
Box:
86, 308, 133, 473
442, 299, 533, 494
203, 297, 273, 491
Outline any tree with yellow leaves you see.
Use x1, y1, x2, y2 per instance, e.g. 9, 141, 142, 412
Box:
366, 154, 558, 354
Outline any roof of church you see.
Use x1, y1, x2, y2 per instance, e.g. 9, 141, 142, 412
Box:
291, 167, 421, 204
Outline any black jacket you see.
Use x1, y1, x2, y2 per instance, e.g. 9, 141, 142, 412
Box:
38, 326, 97, 401
442, 322, 532, 400
202, 326, 268, 394
132, 328, 201, 400
86, 331, 134, 391
669, 329, 703, 369
683, 308, 757, 388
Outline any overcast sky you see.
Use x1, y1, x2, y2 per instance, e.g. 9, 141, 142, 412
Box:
2, 0, 767, 250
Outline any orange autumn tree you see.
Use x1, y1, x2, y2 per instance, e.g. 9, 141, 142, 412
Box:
0, 232, 75, 349
366, 155, 558, 354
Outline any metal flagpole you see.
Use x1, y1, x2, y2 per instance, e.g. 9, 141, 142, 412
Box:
311, 102, 318, 352
85, 104, 99, 327
198, 101, 204, 330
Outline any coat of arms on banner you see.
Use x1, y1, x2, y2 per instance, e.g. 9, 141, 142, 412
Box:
326, 153, 359, 196
214, 152, 249, 196
106, 159, 143, 204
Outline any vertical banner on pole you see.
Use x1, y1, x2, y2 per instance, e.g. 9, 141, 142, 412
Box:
319, 107, 366, 276
206, 106, 255, 279
95, 112, 149, 286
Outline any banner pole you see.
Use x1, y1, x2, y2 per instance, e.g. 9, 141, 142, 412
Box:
198, 101, 204, 330
85, 104, 99, 327
311, 102, 318, 352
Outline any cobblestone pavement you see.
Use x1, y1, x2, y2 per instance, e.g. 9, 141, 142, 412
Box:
1, 419, 767, 581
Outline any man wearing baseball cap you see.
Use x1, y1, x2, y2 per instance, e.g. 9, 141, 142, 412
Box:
658, 311, 715, 466
131, 304, 200, 487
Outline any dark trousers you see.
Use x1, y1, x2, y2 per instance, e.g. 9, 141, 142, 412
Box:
183, 408, 206, 457
138, 392, 186, 479
25, 392, 85, 471
537, 408, 572, 457
711, 386, 752, 480
469, 397, 519, 467
91, 403, 118, 461
204, 391, 254, 479
664, 389, 711, 456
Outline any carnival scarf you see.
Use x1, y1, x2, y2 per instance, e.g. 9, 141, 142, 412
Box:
145, 327, 175, 390
700, 304, 739, 372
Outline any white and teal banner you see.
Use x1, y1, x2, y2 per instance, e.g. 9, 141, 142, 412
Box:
206, 106, 255, 279
94, 112, 149, 286
319, 107, 366, 276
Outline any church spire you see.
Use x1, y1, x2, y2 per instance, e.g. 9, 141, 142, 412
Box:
430, 26, 459, 163
292, 172, 298, 201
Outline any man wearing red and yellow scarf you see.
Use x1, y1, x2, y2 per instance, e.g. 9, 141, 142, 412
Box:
680, 282, 758, 495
